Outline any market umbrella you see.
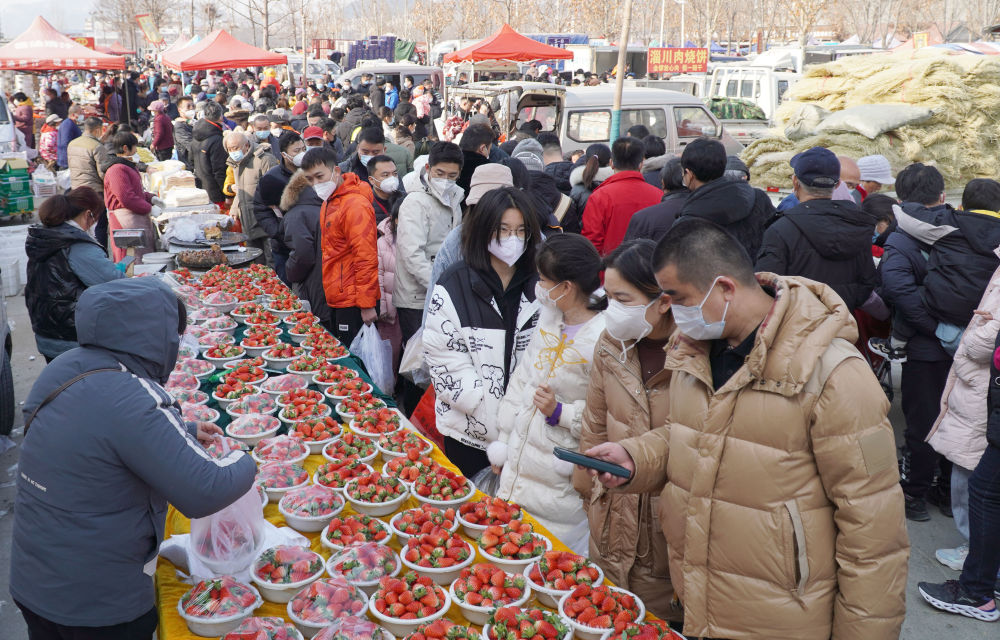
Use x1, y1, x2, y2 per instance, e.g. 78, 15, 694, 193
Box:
443, 24, 573, 63
0, 16, 126, 71
162, 29, 287, 71
98, 41, 136, 56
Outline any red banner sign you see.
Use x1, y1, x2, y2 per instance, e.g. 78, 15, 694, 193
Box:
72, 36, 96, 49
647, 47, 709, 74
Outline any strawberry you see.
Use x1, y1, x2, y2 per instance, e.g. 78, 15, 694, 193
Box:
486, 607, 568, 640
373, 572, 447, 619
480, 521, 546, 561
402, 526, 471, 569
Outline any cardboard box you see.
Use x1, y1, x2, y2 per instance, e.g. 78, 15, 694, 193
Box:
0, 158, 30, 177
0, 175, 31, 196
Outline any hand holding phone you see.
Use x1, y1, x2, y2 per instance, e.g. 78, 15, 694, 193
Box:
553, 446, 633, 479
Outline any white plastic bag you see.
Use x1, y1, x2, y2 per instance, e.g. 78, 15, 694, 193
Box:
189, 481, 264, 576
471, 466, 501, 497
350, 323, 394, 395
399, 327, 430, 387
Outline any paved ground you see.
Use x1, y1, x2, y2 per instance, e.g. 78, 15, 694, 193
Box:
0, 294, 994, 638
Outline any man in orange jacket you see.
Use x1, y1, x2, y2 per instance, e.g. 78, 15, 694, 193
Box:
300, 146, 379, 345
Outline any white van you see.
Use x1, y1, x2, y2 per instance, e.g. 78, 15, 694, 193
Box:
443, 81, 740, 155
707, 66, 799, 120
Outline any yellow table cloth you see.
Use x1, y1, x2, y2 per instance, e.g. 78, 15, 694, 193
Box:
155, 419, 589, 639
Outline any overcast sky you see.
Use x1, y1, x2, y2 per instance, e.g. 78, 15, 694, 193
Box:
2, 2, 94, 40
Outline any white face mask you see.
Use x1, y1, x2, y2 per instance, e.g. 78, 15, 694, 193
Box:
312, 179, 336, 201
286, 151, 306, 167
375, 175, 399, 194
604, 298, 657, 347
359, 154, 374, 167
488, 236, 525, 267
131, 153, 141, 163
535, 281, 567, 308
671, 276, 729, 341
184, 109, 196, 119
229, 149, 245, 163
254, 130, 269, 140
271, 127, 282, 137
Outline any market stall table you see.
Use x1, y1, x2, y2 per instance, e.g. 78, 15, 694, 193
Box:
153, 264, 674, 639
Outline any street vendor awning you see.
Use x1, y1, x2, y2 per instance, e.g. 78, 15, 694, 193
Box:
162, 29, 287, 71
98, 41, 136, 56
443, 24, 574, 63
0, 16, 126, 71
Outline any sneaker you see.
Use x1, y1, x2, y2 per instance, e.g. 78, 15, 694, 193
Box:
905, 494, 931, 522
936, 543, 969, 570
918, 580, 999, 622
869, 337, 907, 362
928, 484, 954, 518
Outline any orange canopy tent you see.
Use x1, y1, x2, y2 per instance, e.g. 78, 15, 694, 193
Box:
443, 24, 574, 63
162, 29, 287, 71
0, 16, 126, 71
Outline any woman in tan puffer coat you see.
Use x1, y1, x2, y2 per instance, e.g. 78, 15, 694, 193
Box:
571, 240, 680, 622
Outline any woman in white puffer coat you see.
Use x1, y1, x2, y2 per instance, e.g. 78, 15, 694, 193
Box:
489, 234, 606, 553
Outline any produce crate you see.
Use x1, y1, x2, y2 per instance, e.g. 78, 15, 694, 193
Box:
0, 158, 30, 177
1, 194, 34, 216
0, 175, 31, 197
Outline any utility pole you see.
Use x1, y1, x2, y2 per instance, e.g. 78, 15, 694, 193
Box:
610, 0, 633, 142
190, 0, 195, 38
659, 0, 665, 46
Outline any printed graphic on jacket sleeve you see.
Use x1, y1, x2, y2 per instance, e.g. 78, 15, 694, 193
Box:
441, 320, 469, 353
466, 335, 494, 353
430, 364, 463, 399
428, 292, 444, 315
481, 364, 505, 399
465, 414, 487, 440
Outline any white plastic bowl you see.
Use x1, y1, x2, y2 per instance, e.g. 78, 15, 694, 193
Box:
412, 479, 477, 509
264, 353, 299, 372
319, 516, 393, 553
252, 445, 310, 467
324, 382, 373, 403
260, 475, 311, 503
343, 480, 410, 517
482, 621, 571, 640
278, 404, 333, 428
250, 559, 325, 603
287, 329, 313, 345
204, 298, 239, 314
286, 366, 324, 386
523, 560, 606, 609
278, 491, 345, 532
368, 585, 452, 638
377, 437, 434, 463
183, 406, 220, 424
204, 348, 247, 370
240, 341, 274, 358
312, 462, 374, 494
326, 548, 402, 596
226, 401, 279, 421
400, 539, 475, 585
265, 305, 299, 320
456, 512, 488, 541
176, 584, 261, 637
212, 386, 262, 411
477, 533, 553, 573
322, 440, 379, 465
286, 593, 369, 639
230, 309, 255, 324
558, 586, 645, 640
296, 433, 340, 455
389, 508, 460, 543
225, 416, 281, 447
449, 577, 531, 626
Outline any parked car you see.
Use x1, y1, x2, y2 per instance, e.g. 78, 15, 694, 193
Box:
0, 267, 13, 436
706, 65, 799, 120
440, 81, 742, 155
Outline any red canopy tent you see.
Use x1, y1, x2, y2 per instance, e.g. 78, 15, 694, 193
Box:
98, 42, 136, 56
443, 24, 574, 63
162, 29, 287, 71
0, 16, 126, 71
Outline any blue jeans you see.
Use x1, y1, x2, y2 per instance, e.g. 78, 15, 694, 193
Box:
959, 444, 1000, 600
272, 251, 289, 284
953, 464, 973, 540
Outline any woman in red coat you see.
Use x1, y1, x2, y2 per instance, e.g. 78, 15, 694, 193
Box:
149, 100, 174, 161
103, 131, 156, 263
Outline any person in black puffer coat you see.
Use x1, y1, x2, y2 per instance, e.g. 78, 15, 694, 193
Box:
676, 138, 774, 259
756, 147, 878, 312
625, 156, 689, 242
191, 102, 229, 204
24, 188, 123, 362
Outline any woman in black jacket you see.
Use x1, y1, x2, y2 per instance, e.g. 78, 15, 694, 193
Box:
423, 187, 542, 476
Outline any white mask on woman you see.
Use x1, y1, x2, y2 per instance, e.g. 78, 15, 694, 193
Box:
488, 236, 525, 267
535, 281, 567, 308
604, 298, 657, 360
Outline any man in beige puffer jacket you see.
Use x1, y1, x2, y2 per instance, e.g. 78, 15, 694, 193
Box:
588, 219, 909, 640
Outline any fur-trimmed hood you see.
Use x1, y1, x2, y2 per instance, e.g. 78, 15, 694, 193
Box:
280, 170, 316, 212
569, 164, 613, 188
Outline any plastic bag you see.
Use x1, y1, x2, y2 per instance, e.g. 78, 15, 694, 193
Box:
229, 393, 277, 416
327, 542, 399, 585
222, 616, 300, 640
279, 484, 343, 519
260, 373, 308, 394
252, 435, 309, 463
190, 487, 265, 575
314, 615, 386, 640
560, 518, 591, 557
179, 576, 260, 619
253, 545, 324, 585
350, 323, 394, 395
399, 327, 431, 387
472, 466, 501, 497
288, 576, 368, 625
228, 414, 280, 437
256, 462, 309, 490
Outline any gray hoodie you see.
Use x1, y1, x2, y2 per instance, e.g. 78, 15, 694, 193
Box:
12, 278, 256, 626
